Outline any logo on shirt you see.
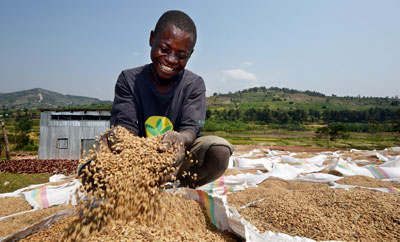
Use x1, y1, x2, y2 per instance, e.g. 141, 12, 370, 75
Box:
145, 116, 173, 137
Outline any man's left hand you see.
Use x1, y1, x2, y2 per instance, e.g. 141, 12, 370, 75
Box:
158, 131, 186, 182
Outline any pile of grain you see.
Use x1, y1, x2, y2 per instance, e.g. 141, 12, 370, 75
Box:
223, 169, 266, 176
336, 175, 400, 188
292, 152, 320, 159
20, 215, 75, 241
59, 127, 179, 241
0, 197, 31, 217
0, 205, 71, 237
339, 151, 386, 165
55, 127, 235, 241
22, 193, 236, 241
228, 179, 400, 242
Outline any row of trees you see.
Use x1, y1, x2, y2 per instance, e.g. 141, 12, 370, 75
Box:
1, 110, 35, 151
207, 107, 398, 125
14, 110, 34, 150
217, 86, 399, 104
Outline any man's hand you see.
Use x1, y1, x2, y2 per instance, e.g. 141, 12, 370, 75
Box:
158, 130, 195, 183
99, 126, 137, 153
158, 131, 186, 182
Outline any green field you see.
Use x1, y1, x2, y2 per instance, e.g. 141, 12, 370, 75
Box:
204, 130, 398, 150
0, 173, 51, 193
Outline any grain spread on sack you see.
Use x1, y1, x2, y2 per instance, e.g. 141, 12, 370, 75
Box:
53, 127, 236, 242
22, 192, 237, 241
0, 205, 71, 237
336, 175, 400, 188
228, 179, 400, 242
0, 197, 32, 217
20, 215, 75, 241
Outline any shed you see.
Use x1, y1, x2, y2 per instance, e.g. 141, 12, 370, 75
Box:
38, 109, 111, 160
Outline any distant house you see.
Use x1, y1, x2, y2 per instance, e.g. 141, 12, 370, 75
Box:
38, 109, 110, 160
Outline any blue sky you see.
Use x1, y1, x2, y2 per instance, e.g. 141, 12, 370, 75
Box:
1, 0, 399, 100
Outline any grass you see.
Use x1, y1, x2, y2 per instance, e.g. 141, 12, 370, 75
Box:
206, 131, 399, 149
0, 173, 51, 193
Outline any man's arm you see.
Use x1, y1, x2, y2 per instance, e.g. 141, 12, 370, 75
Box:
178, 76, 206, 137
110, 71, 140, 134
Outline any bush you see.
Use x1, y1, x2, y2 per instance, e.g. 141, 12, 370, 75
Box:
268, 123, 308, 131
203, 120, 249, 132
342, 123, 393, 133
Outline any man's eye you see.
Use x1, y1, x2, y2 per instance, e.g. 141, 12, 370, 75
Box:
178, 55, 188, 60
160, 47, 168, 52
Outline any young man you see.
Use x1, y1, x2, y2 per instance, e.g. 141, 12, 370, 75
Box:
108, 10, 233, 188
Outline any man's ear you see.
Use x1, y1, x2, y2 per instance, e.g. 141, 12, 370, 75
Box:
149, 31, 155, 47
190, 48, 194, 56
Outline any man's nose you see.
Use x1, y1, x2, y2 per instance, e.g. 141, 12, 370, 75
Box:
165, 52, 178, 64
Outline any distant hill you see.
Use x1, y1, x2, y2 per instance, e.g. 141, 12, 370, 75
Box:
0, 88, 112, 109
1, 86, 398, 111
207, 86, 399, 111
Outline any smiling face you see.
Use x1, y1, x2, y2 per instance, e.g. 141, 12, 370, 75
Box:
150, 24, 195, 81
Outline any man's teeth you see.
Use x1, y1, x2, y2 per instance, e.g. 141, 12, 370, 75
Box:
161, 64, 173, 72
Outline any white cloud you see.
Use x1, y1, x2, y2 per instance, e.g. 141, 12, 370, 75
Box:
133, 52, 140, 56
222, 69, 257, 81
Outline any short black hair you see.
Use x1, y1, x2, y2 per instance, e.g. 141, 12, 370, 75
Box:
154, 10, 197, 44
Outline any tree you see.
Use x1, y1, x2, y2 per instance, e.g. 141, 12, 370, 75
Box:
328, 123, 349, 147
393, 109, 400, 144
315, 126, 331, 148
206, 109, 211, 119
368, 119, 378, 149
315, 124, 349, 148
15, 111, 33, 150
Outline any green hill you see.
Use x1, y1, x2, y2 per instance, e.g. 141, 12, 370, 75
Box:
207, 87, 399, 111
0, 88, 112, 109
204, 87, 400, 128
2, 86, 397, 111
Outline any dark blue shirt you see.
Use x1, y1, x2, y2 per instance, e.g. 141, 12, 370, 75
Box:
110, 64, 206, 137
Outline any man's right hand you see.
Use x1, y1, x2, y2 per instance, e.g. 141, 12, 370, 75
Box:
99, 126, 137, 153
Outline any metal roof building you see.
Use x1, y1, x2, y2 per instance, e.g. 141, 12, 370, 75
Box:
38, 109, 110, 160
